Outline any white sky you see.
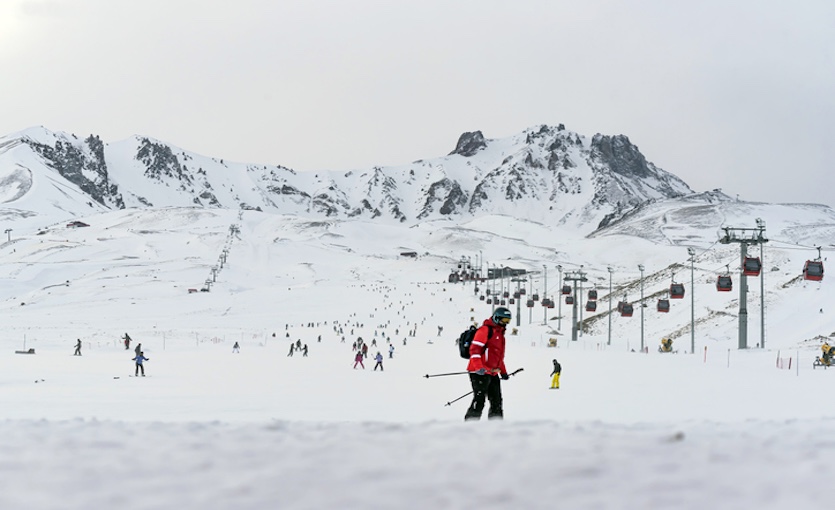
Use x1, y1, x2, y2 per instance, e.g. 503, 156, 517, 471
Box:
2, 0, 834, 206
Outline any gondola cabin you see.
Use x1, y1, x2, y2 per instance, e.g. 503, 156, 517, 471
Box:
541, 298, 552, 307
565, 296, 574, 305
620, 303, 634, 317
479, 295, 485, 301
742, 257, 762, 277
586, 300, 597, 312
587, 290, 598, 301
657, 299, 670, 313
513, 291, 521, 299
670, 283, 685, 299
526, 299, 535, 308
547, 300, 555, 309
519, 288, 526, 295
716, 275, 733, 292
804, 260, 824, 281
503, 291, 509, 298
509, 298, 516, 305
499, 299, 506, 306
561, 285, 571, 295
532, 293, 540, 301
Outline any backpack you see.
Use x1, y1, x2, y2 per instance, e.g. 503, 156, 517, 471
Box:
457, 325, 492, 359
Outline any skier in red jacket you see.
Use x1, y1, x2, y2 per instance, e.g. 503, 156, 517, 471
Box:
465, 307, 511, 421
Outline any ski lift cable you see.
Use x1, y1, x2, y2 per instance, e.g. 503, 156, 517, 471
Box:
767, 239, 830, 253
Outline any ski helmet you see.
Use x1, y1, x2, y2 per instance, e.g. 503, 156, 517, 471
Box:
491, 307, 512, 325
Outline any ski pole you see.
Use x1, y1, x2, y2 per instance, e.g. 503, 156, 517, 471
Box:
423, 371, 470, 378
445, 391, 473, 406
443, 368, 524, 406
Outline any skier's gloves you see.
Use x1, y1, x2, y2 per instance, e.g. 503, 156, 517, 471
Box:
474, 368, 486, 375
501, 373, 509, 380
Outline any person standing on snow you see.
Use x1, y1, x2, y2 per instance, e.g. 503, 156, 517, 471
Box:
388, 343, 395, 359
287, 343, 295, 357
373, 352, 384, 371
73, 339, 82, 356
132, 351, 149, 376
232, 341, 240, 353
123, 333, 132, 350
361, 343, 368, 359
302, 344, 309, 357
465, 307, 511, 421
134, 343, 142, 358
550, 359, 561, 389
353, 350, 365, 369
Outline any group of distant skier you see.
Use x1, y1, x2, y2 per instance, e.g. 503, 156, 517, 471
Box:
71, 333, 148, 376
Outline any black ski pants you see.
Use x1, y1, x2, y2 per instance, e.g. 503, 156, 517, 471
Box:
135, 363, 145, 376
464, 373, 503, 421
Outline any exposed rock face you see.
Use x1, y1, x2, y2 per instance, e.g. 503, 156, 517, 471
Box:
6, 125, 695, 234
449, 131, 487, 157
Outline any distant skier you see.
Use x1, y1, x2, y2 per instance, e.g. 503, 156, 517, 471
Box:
550, 359, 561, 389
73, 339, 82, 356
123, 333, 132, 350
388, 343, 395, 359
302, 344, 308, 357
287, 344, 295, 357
353, 350, 365, 369
232, 341, 240, 353
374, 352, 384, 371
296, 339, 302, 351
132, 351, 149, 376
134, 343, 142, 357
361, 343, 368, 359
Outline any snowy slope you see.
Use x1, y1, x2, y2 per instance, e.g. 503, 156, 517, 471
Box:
0, 206, 834, 509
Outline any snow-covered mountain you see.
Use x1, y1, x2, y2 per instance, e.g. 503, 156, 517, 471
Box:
0, 124, 693, 233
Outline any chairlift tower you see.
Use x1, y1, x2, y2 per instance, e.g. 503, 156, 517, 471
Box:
719, 223, 768, 349
563, 270, 588, 342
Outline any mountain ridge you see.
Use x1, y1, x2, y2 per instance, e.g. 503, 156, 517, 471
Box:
0, 124, 694, 234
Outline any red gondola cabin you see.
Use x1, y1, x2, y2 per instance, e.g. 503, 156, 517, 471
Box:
657, 299, 670, 313
670, 283, 685, 299
716, 275, 733, 292
742, 257, 762, 277
804, 260, 824, 281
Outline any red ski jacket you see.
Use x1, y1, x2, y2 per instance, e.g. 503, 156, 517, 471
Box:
466, 319, 507, 376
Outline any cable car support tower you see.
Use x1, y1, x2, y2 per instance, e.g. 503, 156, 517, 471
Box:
719, 223, 768, 349
563, 269, 588, 342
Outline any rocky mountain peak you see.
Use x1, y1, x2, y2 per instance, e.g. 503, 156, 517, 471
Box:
449, 131, 486, 157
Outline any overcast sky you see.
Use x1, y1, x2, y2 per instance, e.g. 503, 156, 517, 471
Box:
2, 0, 834, 207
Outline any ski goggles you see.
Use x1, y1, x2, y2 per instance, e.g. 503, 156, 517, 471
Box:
497, 317, 511, 325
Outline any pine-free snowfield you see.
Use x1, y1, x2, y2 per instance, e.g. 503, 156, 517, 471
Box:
0, 209, 833, 509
